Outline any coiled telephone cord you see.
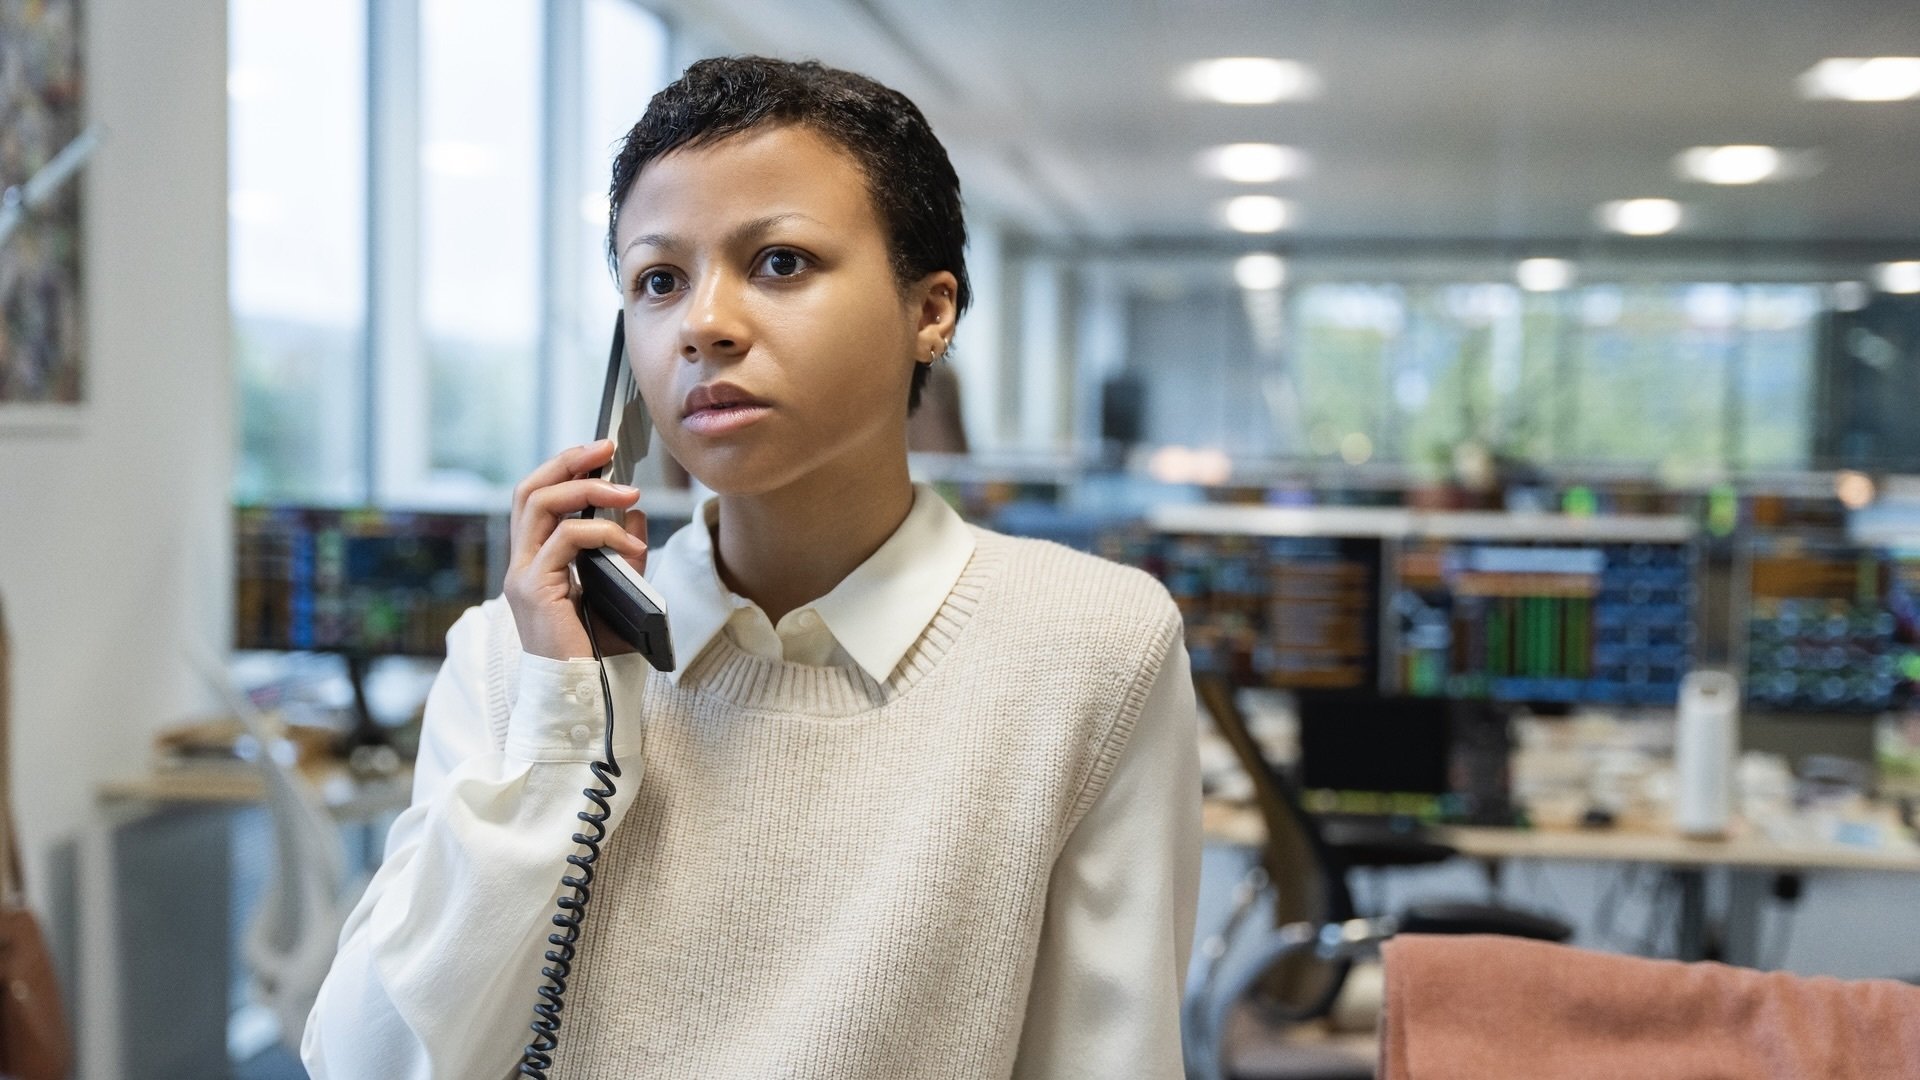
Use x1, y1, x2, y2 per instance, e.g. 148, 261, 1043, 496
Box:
517, 596, 622, 1078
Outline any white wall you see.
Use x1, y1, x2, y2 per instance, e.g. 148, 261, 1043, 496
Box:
0, 0, 229, 1029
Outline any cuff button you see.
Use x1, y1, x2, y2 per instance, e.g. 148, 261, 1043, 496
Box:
569, 724, 592, 745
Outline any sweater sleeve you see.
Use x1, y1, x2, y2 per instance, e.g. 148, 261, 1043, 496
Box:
301, 602, 647, 1080
1011, 614, 1203, 1080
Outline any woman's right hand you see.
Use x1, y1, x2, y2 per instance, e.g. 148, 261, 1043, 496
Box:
504, 438, 651, 661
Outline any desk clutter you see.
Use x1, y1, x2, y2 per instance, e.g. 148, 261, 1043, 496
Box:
1196, 685, 1920, 858
153, 714, 340, 776
106, 710, 416, 813
104, 650, 436, 812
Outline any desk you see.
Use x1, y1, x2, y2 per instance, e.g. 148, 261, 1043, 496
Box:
1202, 798, 1920, 964
1201, 799, 1920, 873
1441, 823, 1920, 874
98, 760, 414, 823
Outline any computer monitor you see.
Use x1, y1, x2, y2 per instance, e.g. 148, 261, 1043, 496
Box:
1390, 539, 1694, 706
1739, 539, 1920, 714
235, 507, 499, 655
1155, 534, 1382, 692
1294, 691, 1516, 825
234, 506, 502, 749
1296, 692, 1452, 801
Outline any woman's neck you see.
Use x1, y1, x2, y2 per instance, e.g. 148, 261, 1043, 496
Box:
710, 458, 915, 626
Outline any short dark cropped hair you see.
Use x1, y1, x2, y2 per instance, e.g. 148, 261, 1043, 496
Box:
608, 56, 971, 415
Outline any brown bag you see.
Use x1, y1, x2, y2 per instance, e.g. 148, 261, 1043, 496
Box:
0, 596, 75, 1080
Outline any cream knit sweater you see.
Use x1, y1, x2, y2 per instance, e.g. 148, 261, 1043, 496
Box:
471, 528, 1188, 1078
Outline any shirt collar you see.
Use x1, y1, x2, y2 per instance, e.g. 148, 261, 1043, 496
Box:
646, 482, 976, 685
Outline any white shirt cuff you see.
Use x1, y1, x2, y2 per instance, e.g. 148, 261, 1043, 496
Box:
503, 651, 612, 761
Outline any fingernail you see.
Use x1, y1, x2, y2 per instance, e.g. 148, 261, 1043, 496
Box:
612, 483, 638, 494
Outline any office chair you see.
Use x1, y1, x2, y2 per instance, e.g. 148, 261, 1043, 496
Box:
191, 652, 371, 1056
1184, 674, 1571, 1080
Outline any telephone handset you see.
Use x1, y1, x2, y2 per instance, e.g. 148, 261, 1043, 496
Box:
518, 312, 674, 1078
571, 312, 675, 672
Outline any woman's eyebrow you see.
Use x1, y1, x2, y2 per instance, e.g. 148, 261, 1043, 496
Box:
621, 212, 825, 260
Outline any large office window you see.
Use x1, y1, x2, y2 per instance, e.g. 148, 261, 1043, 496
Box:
1571, 285, 1735, 471
552, 0, 670, 451
228, 0, 368, 504
1129, 277, 1824, 475
1734, 286, 1820, 469
1290, 281, 1820, 474
409, 0, 544, 501
230, 0, 673, 509
1288, 285, 1399, 461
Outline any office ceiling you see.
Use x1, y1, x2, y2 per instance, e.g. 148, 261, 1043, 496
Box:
660, 0, 1920, 255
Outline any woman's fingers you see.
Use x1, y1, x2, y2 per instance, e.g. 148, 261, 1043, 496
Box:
513, 477, 642, 573
504, 440, 650, 661
529, 516, 649, 580
623, 508, 650, 574
509, 440, 614, 559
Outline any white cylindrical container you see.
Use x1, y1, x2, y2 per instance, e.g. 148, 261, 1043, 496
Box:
1674, 669, 1740, 838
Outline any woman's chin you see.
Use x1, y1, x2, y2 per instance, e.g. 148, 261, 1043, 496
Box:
673, 424, 896, 498
681, 454, 809, 499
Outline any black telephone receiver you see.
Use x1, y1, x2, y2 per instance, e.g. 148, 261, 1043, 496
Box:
519, 313, 674, 1078
570, 312, 674, 672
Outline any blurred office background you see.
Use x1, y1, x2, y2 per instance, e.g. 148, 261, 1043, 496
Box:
4, 0, 1920, 1076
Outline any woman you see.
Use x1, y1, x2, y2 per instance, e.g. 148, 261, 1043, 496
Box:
303, 56, 1201, 1079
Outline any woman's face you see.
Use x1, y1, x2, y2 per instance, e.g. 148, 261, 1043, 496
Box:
612, 123, 954, 497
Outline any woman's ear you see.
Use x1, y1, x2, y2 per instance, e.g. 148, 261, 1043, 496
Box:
913, 271, 960, 363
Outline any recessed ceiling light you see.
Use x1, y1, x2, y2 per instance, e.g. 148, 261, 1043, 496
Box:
1873, 261, 1920, 294
1179, 58, 1320, 104
1234, 253, 1287, 290
1221, 195, 1293, 233
1515, 258, 1575, 292
1598, 198, 1683, 236
1799, 57, 1920, 101
1675, 145, 1784, 185
1198, 143, 1309, 183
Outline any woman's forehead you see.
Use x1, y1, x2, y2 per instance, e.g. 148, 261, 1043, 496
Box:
614, 125, 880, 248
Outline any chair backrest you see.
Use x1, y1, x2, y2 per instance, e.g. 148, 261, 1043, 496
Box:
1193, 674, 1356, 1023
243, 741, 364, 1049
189, 649, 363, 1049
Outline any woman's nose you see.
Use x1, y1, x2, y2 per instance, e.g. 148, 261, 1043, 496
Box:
679, 269, 750, 358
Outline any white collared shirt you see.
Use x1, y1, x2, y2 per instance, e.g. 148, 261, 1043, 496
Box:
650, 481, 979, 680
304, 482, 1200, 1079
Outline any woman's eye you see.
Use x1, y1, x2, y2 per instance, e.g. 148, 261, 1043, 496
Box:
640, 269, 678, 297
759, 249, 808, 277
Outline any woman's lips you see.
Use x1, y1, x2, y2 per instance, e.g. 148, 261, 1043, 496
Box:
681, 403, 772, 436
682, 380, 769, 417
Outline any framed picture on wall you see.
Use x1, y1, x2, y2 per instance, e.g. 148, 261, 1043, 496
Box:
0, 0, 86, 431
